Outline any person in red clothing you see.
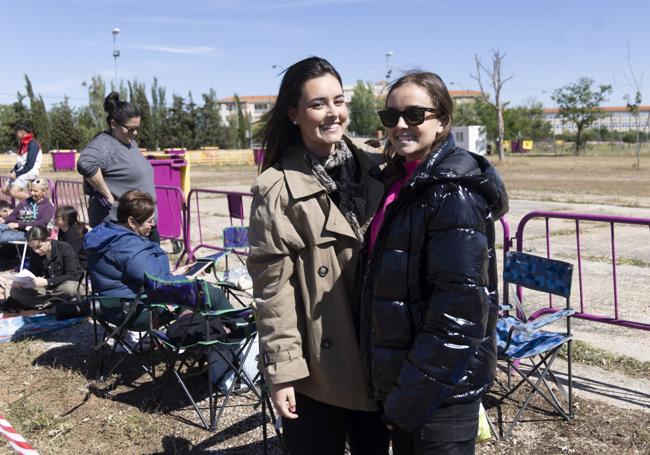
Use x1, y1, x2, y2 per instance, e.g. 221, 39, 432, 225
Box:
4, 122, 43, 201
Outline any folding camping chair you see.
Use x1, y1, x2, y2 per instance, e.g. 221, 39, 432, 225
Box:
143, 272, 281, 449
490, 251, 575, 439
203, 226, 252, 306
89, 290, 170, 382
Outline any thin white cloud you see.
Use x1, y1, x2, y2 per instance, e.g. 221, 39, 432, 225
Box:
130, 45, 222, 57
118, 16, 213, 25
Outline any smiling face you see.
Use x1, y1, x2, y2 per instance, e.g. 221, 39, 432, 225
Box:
128, 213, 156, 238
29, 183, 47, 202
386, 83, 444, 162
110, 116, 141, 146
289, 74, 348, 158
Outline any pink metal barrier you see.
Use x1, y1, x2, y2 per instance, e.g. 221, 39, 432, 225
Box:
0, 176, 15, 207
155, 185, 185, 242
181, 188, 253, 263
53, 179, 90, 225
515, 211, 650, 331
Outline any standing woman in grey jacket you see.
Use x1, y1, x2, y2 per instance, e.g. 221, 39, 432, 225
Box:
76, 92, 159, 243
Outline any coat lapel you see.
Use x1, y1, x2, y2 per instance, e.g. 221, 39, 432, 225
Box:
282, 141, 385, 241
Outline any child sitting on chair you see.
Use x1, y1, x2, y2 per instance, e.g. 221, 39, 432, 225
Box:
0, 179, 54, 242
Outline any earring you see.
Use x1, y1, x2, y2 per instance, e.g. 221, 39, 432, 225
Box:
292, 120, 298, 125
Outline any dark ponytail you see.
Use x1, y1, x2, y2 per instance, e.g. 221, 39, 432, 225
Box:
104, 92, 141, 128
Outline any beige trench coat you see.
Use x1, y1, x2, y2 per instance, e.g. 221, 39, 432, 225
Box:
247, 141, 384, 411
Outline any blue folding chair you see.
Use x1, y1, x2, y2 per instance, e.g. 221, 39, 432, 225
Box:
491, 251, 575, 438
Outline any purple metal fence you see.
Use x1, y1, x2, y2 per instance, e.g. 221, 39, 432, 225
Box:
515, 211, 650, 331
0, 176, 15, 207
53, 180, 90, 225
181, 188, 253, 263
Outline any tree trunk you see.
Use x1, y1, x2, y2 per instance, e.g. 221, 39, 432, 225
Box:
636, 127, 641, 171
497, 102, 505, 161
575, 127, 581, 155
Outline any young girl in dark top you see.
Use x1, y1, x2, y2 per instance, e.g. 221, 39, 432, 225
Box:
55, 206, 88, 269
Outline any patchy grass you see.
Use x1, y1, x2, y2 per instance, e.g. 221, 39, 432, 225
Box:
560, 340, 650, 379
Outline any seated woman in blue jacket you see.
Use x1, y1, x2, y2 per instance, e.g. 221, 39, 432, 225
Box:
83, 190, 228, 310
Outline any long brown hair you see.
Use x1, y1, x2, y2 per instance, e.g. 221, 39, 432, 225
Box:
260, 57, 343, 172
383, 71, 454, 160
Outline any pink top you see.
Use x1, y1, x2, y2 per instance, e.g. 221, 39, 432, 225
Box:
369, 160, 421, 253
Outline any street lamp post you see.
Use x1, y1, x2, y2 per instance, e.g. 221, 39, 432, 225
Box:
385, 51, 394, 80
450, 81, 466, 92
112, 28, 121, 88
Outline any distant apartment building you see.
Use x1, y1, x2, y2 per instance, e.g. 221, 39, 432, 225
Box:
218, 83, 481, 126
217, 95, 276, 123
544, 106, 650, 134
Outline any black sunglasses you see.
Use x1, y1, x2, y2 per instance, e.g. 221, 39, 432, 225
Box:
120, 123, 141, 134
377, 107, 437, 128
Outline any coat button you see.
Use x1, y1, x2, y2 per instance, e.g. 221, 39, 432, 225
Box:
321, 339, 332, 349
318, 265, 328, 277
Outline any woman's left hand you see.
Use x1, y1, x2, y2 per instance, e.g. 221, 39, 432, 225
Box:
32, 277, 48, 288
7, 222, 18, 229
173, 263, 193, 276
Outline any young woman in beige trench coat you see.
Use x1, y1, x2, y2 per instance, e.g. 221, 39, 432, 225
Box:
246, 57, 389, 455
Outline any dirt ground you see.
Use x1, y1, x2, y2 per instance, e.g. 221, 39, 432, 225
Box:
1, 153, 650, 454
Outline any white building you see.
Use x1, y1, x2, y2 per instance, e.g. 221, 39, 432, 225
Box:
217, 95, 276, 124
452, 125, 487, 155
544, 106, 650, 134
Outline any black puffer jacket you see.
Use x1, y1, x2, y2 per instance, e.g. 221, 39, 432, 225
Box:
360, 136, 508, 432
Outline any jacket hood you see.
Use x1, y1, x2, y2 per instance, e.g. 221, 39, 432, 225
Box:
83, 221, 150, 255
401, 135, 509, 219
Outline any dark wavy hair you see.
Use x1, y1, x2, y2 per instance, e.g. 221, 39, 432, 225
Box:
383, 71, 454, 159
117, 190, 155, 224
260, 57, 343, 171
104, 91, 141, 128
13, 121, 34, 133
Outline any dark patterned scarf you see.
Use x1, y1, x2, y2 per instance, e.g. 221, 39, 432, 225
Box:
303, 141, 368, 241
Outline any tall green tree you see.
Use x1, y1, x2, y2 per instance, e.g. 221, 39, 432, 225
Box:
85, 75, 106, 130
199, 89, 227, 148
0, 95, 32, 151
551, 77, 612, 154
504, 101, 552, 141
24, 74, 51, 151
161, 95, 192, 148
49, 98, 83, 150
234, 94, 248, 148
186, 91, 201, 150
151, 77, 166, 150
349, 80, 381, 136
129, 80, 154, 150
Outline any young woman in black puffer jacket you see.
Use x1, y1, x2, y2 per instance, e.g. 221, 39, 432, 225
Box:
361, 71, 508, 455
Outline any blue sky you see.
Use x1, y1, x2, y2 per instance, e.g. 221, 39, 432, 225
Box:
1, 0, 648, 109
